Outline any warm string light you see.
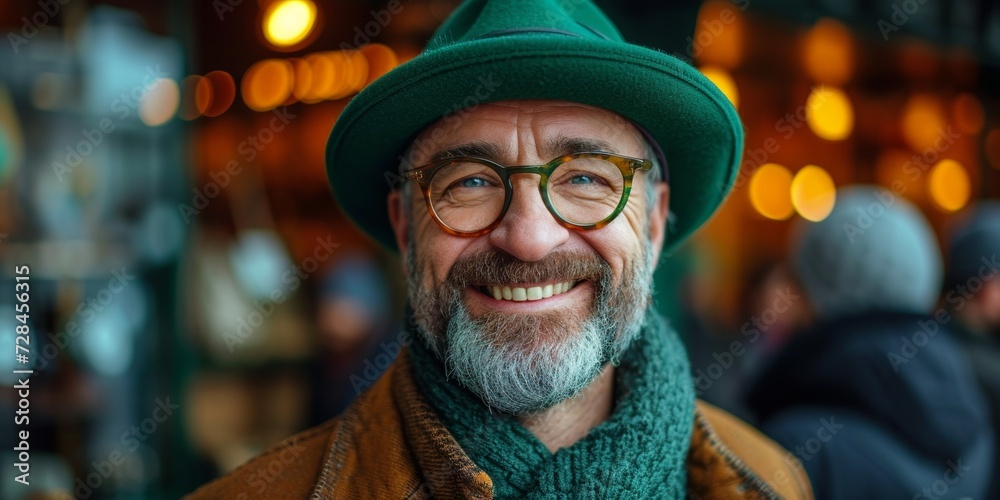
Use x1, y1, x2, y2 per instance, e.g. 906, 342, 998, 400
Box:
791, 165, 836, 222
173, 45, 398, 118
263, 0, 318, 50
749, 163, 794, 220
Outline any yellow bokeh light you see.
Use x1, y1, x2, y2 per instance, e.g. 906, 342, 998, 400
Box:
241, 59, 294, 111
791, 165, 836, 222
801, 18, 854, 85
699, 66, 738, 108
806, 86, 853, 141
928, 159, 970, 212
139, 78, 180, 127
749, 163, 794, 220
264, 0, 317, 49
901, 93, 947, 151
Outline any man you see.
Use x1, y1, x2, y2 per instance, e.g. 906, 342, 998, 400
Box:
746, 187, 994, 500
945, 202, 1000, 498
188, 0, 812, 497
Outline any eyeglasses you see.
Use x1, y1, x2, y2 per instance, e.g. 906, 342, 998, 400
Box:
402, 152, 653, 237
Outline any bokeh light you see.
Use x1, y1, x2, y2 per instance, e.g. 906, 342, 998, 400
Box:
179, 75, 205, 120
344, 50, 369, 95
806, 86, 853, 141
901, 93, 947, 151
692, 0, 744, 68
301, 52, 333, 102
263, 0, 318, 49
203, 71, 236, 117
242, 59, 294, 111
290, 58, 313, 101
700, 66, 738, 108
324, 51, 351, 100
139, 78, 180, 126
801, 18, 854, 85
928, 159, 971, 212
359, 44, 398, 87
791, 165, 836, 221
749, 163, 794, 220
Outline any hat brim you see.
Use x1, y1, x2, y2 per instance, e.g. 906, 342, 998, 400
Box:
326, 35, 743, 253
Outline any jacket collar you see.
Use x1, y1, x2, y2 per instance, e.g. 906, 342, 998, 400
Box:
310, 351, 811, 499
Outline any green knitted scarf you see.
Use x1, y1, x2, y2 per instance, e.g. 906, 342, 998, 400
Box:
408, 307, 695, 498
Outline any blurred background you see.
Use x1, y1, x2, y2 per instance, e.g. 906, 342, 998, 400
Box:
0, 0, 998, 498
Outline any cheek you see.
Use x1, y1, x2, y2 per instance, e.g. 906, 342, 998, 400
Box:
580, 227, 645, 283
413, 223, 473, 286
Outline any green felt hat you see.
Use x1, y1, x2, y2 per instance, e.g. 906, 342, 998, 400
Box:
325, 0, 743, 252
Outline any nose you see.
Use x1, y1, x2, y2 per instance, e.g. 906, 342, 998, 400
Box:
488, 174, 570, 261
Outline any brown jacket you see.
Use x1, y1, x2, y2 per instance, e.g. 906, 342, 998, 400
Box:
187, 353, 812, 499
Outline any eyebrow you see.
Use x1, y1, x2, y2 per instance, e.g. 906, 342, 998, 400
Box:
427, 137, 620, 165
430, 141, 506, 162
546, 136, 619, 156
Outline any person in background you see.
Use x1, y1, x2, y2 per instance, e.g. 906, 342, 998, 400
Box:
309, 251, 395, 424
746, 186, 994, 500
944, 201, 1000, 498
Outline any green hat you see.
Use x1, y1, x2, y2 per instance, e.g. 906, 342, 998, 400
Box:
325, 0, 743, 252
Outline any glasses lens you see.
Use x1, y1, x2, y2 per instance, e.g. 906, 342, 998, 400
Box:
428, 160, 505, 232
548, 156, 626, 225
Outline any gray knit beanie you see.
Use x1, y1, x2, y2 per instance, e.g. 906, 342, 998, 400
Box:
946, 201, 1000, 291
792, 185, 943, 319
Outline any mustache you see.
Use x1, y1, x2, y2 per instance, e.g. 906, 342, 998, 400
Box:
446, 248, 611, 288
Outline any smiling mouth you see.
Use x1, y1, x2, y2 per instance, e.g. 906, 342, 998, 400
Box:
475, 280, 581, 302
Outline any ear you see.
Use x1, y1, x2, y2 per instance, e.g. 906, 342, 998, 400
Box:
648, 182, 670, 267
387, 189, 410, 273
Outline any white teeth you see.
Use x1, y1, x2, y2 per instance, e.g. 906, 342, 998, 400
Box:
487, 281, 577, 301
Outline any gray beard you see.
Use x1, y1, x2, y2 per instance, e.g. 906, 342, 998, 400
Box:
408, 239, 655, 415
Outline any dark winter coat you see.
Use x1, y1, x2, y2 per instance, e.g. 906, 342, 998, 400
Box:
746, 311, 995, 500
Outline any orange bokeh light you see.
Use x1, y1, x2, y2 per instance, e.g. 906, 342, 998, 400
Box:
359, 44, 398, 87
801, 18, 854, 85
928, 159, 971, 212
203, 71, 235, 117
692, 0, 744, 68
749, 163, 794, 220
242, 59, 294, 111
901, 93, 947, 152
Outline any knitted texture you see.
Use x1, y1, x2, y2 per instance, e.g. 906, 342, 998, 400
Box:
792, 185, 942, 319
408, 307, 695, 497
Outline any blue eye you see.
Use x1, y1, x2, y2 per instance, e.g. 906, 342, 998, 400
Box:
569, 175, 594, 185
460, 177, 490, 188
